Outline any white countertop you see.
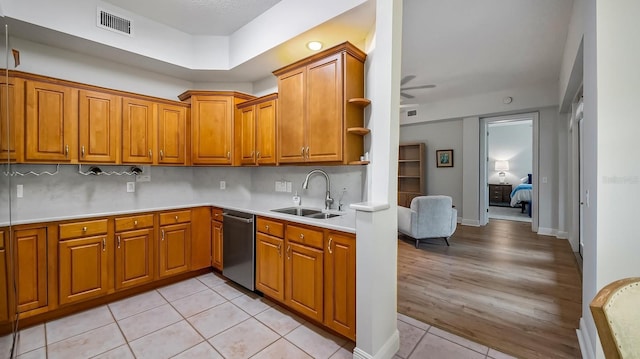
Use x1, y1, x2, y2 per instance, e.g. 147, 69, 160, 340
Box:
2, 196, 357, 233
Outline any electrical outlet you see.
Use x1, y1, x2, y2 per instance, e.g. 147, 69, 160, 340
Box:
220, 181, 226, 190
542, 177, 548, 184
126, 182, 135, 193
17, 184, 23, 198
136, 165, 151, 182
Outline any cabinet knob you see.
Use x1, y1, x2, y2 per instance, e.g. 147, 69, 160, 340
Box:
134, 220, 138, 226
265, 224, 270, 231
175, 215, 179, 221
82, 226, 87, 232
299, 233, 304, 239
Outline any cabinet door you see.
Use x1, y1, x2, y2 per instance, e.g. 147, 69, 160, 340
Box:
256, 232, 284, 301
324, 232, 356, 340
0, 231, 8, 322
122, 97, 155, 164
158, 103, 187, 165
191, 96, 233, 165
78, 90, 120, 163
211, 220, 223, 270
306, 54, 343, 162
115, 229, 154, 290
59, 235, 110, 305
238, 105, 256, 165
285, 241, 323, 322
256, 99, 277, 165
25, 81, 77, 162
13, 228, 48, 313
191, 207, 212, 270
277, 68, 306, 163
0, 78, 24, 162
159, 223, 191, 278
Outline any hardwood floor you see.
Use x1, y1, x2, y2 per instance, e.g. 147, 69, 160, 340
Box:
397, 219, 582, 359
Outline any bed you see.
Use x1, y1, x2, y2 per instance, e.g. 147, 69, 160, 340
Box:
510, 183, 532, 216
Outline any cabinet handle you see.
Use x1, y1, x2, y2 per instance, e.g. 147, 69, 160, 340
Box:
160, 149, 164, 160
65, 144, 69, 158
328, 237, 333, 254
81, 145, 85, 158
286, 245, 291, 260
148, 149, 153, 159
227, 151, 231, 159
102, 238, 106, 251
277, 243, 281, 257
301, 147, 305, 158
82, 226, 87, 232
134, 220, 138, 226
265, 224, 270, 232
306, 147, 310, 158
117, 235, 121, 249
161, 229, 165, 241
299, 233, 304, 240
256, 151, 261, 159
250, 150, 254, 158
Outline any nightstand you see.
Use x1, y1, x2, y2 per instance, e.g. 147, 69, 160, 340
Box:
489, 184, 512, 207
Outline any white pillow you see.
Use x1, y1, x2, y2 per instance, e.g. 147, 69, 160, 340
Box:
520, 176, 528, 183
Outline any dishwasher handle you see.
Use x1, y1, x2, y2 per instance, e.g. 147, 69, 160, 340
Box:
222, 212, 254, 223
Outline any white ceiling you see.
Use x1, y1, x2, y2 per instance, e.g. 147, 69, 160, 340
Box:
6, 0, 574, 104
103, 0, 282, 35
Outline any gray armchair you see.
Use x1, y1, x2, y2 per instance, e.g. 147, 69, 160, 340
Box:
397, 195, 457, 248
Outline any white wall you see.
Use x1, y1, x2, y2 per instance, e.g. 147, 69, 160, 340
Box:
487, 121, 532, 186
399, 119, 463, 214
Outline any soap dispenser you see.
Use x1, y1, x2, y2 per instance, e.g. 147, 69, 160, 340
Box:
293, 191, 301, 206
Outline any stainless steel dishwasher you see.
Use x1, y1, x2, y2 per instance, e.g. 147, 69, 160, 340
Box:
222, 210, 255, 291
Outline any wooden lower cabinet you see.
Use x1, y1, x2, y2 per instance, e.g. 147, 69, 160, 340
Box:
58, 235, 110, 305
0, 230, 8, 322
191, 207, 212, 270
13, 227, 49, 314
115, 228, 154, 290
158, 223, 191, 278
255, 232, 284, 301
211, 208, 223, 270
285, 241, 324, 322
325, 232, 356, 340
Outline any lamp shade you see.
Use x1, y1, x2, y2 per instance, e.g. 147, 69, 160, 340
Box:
494, 160, 509, 171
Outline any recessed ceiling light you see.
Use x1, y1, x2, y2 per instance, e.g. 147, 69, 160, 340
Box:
307, 41, 323, 51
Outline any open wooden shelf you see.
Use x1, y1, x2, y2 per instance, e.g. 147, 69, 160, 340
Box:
348, 98, 371, 108
347, 127, 370, 136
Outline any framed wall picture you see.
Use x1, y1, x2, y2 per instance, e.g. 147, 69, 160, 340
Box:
436, 149, 454, 168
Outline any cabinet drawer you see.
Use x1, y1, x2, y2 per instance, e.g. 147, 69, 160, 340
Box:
59, 219, 108, 240
159, 210, 191, 225
212, 208, 224, 222
286, 224, 323, 249
256, 217, 284, 238
115, 214, 155, 232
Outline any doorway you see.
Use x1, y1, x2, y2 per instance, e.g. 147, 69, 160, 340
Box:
479, 112, 539, 230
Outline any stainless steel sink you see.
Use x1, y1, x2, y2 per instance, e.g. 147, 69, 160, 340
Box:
304, 212, 342, 219
271, 207, 323, 216
270, 207, 342, 219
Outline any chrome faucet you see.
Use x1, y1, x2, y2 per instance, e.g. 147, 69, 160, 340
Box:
302, 169, 334, 210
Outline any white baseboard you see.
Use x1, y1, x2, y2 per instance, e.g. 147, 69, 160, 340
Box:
577, 317, 595, 359
461, 219, 480, 227
557, 231, 569, 239
353, 329, 399, 359
537, 227, 556, 237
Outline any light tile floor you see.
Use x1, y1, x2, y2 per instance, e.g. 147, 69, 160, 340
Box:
0, 272, 517, 359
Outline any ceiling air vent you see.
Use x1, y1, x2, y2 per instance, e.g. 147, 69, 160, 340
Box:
97, 8, 132, 36
407, 110, 417, 117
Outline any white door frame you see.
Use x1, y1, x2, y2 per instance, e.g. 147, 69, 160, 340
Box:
479, 112, 539, 232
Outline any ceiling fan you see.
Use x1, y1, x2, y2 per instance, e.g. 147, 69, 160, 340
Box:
400, 75, 436, 99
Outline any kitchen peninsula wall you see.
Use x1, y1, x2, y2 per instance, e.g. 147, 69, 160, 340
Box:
1, 164, 365, 223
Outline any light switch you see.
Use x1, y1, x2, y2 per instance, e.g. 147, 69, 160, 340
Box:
220, 181, 226, 190
17, 184, 23, 198
127, 182, 135, 193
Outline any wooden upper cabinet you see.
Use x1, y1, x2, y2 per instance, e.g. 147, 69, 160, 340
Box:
277, 68, 306, 163
273, 42, 366, 164
78, 90, 121, 163
306, 54, 343, 162
122, 97, 156, 164
157, 103, 187, 165
25, 81, 78, 162
235, 93, 278, 166
180, 91, 255, 165
0, 78, 25, 162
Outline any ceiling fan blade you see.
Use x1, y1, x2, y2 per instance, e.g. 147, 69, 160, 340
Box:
400, 92, 414, 99
401, 84, 436, 90
400, 75, 416, 86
